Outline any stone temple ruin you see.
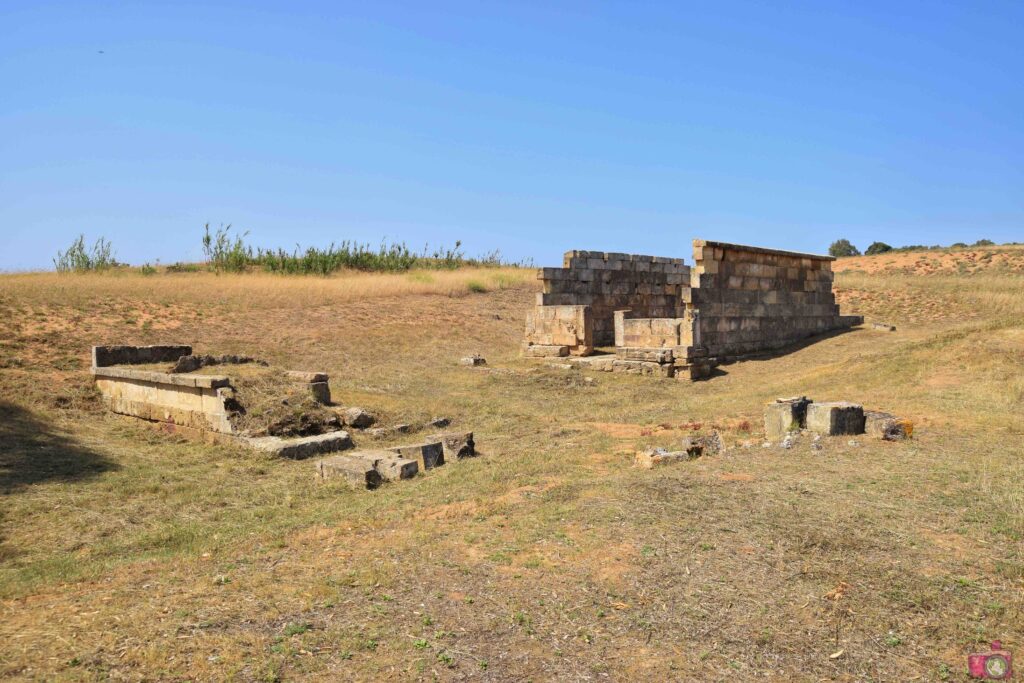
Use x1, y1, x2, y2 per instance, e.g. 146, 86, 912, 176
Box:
91, 344, 474, 488
523, 239, 863, 378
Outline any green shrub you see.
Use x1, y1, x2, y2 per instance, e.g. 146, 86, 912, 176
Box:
828, 239, 861, 257
198, 225, 527, 275
865, 241, 893, 255
54, 235, 119, 272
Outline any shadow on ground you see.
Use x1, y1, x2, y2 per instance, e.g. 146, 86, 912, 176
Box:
0, 400, 117, 494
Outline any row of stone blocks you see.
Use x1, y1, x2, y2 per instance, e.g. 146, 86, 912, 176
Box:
314, 432, 475, 489
691, 273, 834, 295
764, 397, 912, 440
540, 346, 715, 381
538, 292, 684, 308
542, 279, 689, 295
693, 241, 833, 270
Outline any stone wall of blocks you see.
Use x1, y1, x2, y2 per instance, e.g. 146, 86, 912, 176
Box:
530, 250, 691, 346
614, 312, 693, 349
523, 304, 594, 355
689, 240, 845, 359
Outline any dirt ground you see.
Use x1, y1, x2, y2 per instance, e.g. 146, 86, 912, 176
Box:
0, 262, 1022, 681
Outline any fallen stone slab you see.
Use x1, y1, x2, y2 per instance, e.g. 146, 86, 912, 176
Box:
764, 396, 812, 440
388, 441, 445, 470
246, 430, 353, 459
366, 424, 412, 438
806, 402, 865, 436
429, 431, 475, 460
865, 411, 913, 440
635, 447, 698, 469
460, 355, 487, 366
315, 455, 383, 489
285, 370, 329, 383
523, 344, 569, 358
871, 322, 896, 332
345, 449, 419, 481
426, 417, 451, 429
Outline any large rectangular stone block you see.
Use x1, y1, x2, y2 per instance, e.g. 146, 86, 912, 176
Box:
315, 455, 383, 489
764, 397, 811, 439
806, 402, 865, 436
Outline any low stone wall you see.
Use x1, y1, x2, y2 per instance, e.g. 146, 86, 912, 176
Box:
92, 366, 235, 433
689, 240, 861, 359
92, 344, 192, 368
528, 250, 690, 346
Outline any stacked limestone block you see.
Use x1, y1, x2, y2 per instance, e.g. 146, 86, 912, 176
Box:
611, 310, 711, 380
689, 240, 863, 360
524, 250, 691, 355
523, 305, 593, 356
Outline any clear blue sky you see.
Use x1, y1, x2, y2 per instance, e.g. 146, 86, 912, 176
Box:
2, 1, 1022, 270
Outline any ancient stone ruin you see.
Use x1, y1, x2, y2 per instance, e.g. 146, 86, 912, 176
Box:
91, 344, 475, 489
524, 239, 863, 379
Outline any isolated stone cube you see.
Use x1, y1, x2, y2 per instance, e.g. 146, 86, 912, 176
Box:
805, 402, 865, 436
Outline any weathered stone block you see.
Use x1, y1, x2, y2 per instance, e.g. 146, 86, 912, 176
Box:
764, 397, 812, 439
308, 382, 331, 404
346, 450, 419, 481
388, 441, 445, 470
343, 407, 375, 429
806, 402, 865, 436
248, 431, 354, 459
864, 411, 913, 440
315, 454, 383, 489
429, 431, 475, 459
285, 370, 328, 383
460, 355, 487, 366
523, 344, 569, 358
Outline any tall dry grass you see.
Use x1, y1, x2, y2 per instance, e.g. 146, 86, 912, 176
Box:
0, 267, 538, 309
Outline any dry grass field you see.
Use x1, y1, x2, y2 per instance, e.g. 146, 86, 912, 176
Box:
1, 256, 1022, 681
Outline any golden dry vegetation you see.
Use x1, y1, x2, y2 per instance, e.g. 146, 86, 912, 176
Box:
0, 260, 1022, 681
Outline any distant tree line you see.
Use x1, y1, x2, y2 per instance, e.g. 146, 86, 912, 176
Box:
828, 237, 1007, 258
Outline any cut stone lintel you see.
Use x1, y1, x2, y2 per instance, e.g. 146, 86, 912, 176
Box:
693, 240, 835, 262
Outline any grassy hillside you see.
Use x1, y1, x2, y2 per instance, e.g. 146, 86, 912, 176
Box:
0, 262, 1022, 681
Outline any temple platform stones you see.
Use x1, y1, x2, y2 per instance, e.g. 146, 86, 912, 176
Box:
524, 240, 863, 379
92, 344, 476, 489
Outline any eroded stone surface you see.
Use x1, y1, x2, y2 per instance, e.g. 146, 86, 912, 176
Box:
806, 402, 865, 436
